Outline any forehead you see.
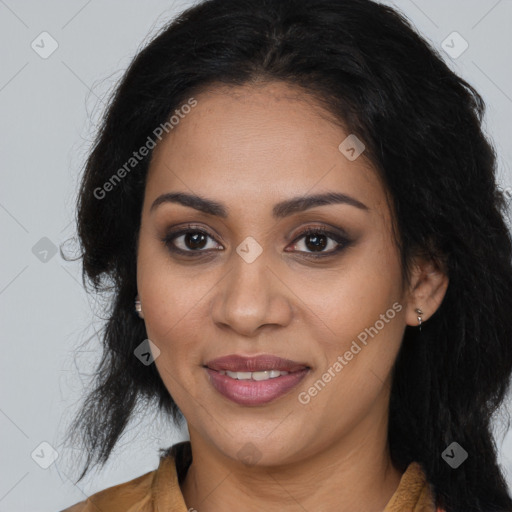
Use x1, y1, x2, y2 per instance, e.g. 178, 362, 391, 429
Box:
144, 82, 389, 222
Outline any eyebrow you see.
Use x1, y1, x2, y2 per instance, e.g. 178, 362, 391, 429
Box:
149, 191, 369, 218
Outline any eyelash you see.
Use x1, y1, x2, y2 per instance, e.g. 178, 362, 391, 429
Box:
161, 224, 352, 260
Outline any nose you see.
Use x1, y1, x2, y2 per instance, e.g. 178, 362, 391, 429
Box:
209, 247, 294, 337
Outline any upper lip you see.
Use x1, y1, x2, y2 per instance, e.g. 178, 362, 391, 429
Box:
205, 354, 310, 373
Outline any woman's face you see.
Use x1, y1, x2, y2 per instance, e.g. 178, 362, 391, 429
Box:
137, 81, 415, 465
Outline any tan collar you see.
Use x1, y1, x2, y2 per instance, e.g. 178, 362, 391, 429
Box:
382, 461, 438, 511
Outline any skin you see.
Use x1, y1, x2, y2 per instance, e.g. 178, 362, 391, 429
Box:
136, 81, 449, 512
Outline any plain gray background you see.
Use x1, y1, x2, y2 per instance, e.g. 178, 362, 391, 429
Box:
1, 1, 511, 510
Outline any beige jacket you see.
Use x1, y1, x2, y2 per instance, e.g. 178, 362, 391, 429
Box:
61, 441, 444, 512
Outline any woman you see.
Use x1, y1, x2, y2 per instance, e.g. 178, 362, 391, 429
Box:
60, 0, 512, 511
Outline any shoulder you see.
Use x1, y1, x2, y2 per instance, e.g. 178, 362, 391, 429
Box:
59, 441, 192, 512
59, 468, 157, 512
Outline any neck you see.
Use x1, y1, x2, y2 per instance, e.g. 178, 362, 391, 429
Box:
180, 412, 403, 512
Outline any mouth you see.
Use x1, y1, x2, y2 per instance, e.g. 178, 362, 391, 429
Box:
211, 368, 299, 381
203, 354, 311, 406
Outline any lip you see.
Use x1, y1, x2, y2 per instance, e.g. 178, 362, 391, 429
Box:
204, 354, 310, 373
205, 367, 310, 406
204, 354, 311, 406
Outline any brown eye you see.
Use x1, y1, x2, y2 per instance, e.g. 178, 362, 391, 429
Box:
182, 232, 209, 250
162, 225, 223, 256
303, 232, 328, 252
288, 227, 351, 257
161, 224, 352, 259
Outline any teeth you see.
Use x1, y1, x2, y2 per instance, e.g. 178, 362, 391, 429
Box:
220, 370, 290, 381
227, 371, 252, 380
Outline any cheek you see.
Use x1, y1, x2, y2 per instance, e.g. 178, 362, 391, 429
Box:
139, 275, 204, 365
310, 232, 405, 395
140, 278, 206, 412
137, 229, 204, 337
317, 230, 403, 343
136, 234, 203, 378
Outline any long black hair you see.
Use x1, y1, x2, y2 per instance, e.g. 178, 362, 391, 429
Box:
62, 1, 512, 510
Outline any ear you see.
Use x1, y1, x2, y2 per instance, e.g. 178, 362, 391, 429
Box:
404, 253, 449, 327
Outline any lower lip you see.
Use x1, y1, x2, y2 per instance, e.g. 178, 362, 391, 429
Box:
205, 368, 309, 406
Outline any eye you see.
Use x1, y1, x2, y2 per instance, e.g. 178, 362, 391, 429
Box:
287, 226, 351, 258
161, 224, 352, 258
161, 224, 223, 256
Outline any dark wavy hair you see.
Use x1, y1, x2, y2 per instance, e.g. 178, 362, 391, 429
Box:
62, 0, 512, 510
